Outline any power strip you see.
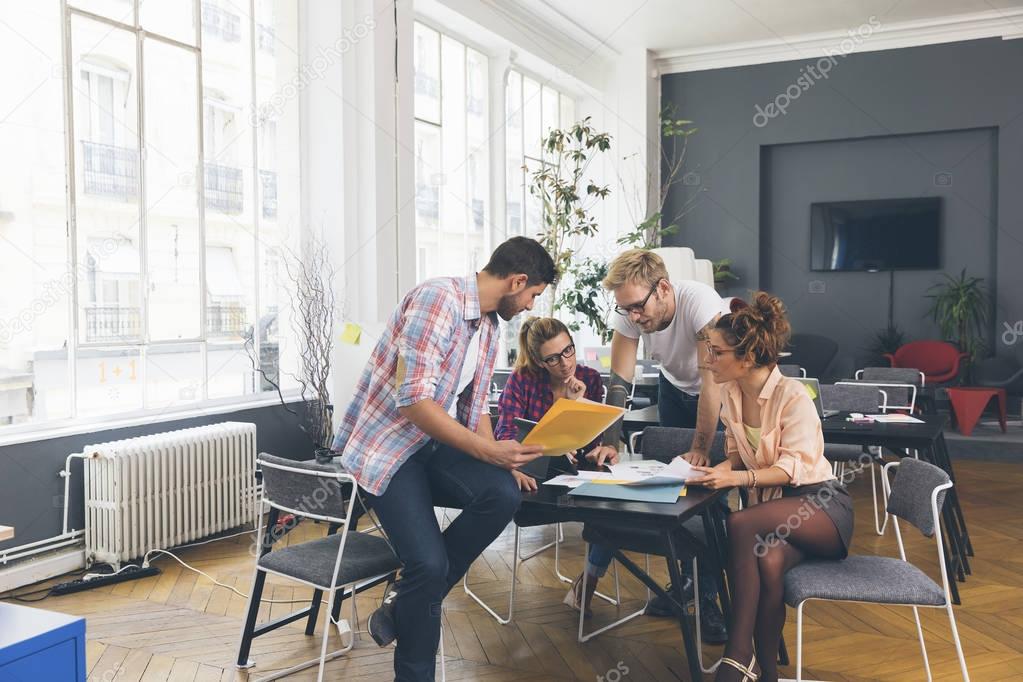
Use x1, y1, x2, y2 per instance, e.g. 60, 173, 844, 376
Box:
51, 565, 161, 596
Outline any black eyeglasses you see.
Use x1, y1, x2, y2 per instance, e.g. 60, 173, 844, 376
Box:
541, 343, 576, 367
614, 280, 662, 317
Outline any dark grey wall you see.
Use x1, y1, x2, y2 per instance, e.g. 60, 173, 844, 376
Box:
0, 403, 310, 553
760, 129, 996, 373
662, 37, 1023, 373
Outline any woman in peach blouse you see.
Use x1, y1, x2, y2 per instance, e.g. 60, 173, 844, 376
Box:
690, 293, 853, 682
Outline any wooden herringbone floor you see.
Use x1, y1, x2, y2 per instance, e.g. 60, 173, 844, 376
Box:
5, 459, 1023, 681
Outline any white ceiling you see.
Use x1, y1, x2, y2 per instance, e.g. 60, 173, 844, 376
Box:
523, 0, 1023, 54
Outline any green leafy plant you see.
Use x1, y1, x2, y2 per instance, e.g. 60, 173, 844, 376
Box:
528, 117, 612, 309
616, 103, 701, 250
864, 325, 906, 366
712, 258, 739, 287
556, 258, 614, 343
925, 268, 989, 361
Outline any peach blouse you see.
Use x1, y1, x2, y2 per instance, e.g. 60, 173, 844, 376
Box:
719, 366, 836, 504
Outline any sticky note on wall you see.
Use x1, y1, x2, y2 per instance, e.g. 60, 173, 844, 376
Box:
340, 322, 362, 345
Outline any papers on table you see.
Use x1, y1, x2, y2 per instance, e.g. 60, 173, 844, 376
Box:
542, 458, 701, 489
609, 458, 700, 486
520, 398, 626, 456
568, 482, 685, 503
867, 414, 925, 424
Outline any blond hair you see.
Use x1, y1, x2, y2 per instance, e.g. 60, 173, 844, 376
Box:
602, 249, 670, 291
514, 317, 572, 376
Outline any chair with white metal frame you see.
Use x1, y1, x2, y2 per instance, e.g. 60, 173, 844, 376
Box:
838, 376, 919, 536
784, 457, 970, 681
236, 454, 412, 682
460, 507, 627, 625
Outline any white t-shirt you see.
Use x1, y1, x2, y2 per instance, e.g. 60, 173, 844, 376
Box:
448, 326, 481, 418
612, 280, 728, 394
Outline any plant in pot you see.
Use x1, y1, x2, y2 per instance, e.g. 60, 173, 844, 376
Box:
925, 268, 989, 372
555, 107, 703, 340
527, 117, 612, 328
712, 258, 739, 291
864, 324, 906, 367
247, 237, 338, 463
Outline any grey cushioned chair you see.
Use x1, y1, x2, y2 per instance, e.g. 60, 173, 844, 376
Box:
784, 458, 970, 681
778, 364, 807, 378
236, 454, 402, 682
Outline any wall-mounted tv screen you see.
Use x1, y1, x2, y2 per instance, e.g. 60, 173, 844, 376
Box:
810, 197, 941, 271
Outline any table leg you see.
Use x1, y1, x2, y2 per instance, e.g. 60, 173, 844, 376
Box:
934, 435, 974, 557
665, 531, 704, 682
703, 503, 732, 622
920, 444, 969, 583
998, 390, 1007, 433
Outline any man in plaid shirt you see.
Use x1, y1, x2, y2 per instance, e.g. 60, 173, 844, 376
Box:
333, 237, 556, 681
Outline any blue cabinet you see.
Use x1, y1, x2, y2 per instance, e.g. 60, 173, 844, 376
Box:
0, 602, 86, 682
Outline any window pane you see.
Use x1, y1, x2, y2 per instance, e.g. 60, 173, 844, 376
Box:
560, 93, 576, 128
140, 0, 197, 45
254, 0, 301, 393
466, 48, 488, 245
203, 0, 256, 399
143, 38, 201, 341
414, 120, 440, 281
523, 77, 541, 159
504, 71, 522, 238
0, 1, 72, 424
541, 85, 559, 142
145, 343, 202, 408
440, 35, 466, 276
70, 16, 142, 346
70, 0, 136, 23
76, 347, 143, 417
413, 23, 440, 125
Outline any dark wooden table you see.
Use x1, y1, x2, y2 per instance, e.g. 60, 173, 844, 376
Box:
518, 482, 728, 682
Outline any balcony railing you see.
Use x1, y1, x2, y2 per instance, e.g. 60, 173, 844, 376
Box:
257, 23, 275, 54
204, 162, 244, 214
415, 185, 439, 220
81, 141, 138, 202
202, 1, 241, 42
207, 302, 247, 337
259, 169, 277, 219
84, 305, 140, 342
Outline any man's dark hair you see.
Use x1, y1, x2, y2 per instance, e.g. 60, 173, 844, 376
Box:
482, 237, 557, 286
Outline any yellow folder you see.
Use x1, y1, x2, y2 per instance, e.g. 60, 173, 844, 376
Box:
520, 398, 625, 456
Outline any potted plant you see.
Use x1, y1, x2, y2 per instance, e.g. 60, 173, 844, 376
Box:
247, 237, 338, 463
864, 324, 906, 367
712, 258, 739, 290
925, 268, 989, 366
527, 117, 612, 314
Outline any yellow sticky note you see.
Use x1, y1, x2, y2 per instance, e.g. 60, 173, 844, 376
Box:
340, 322, 362, 345
599, 355, 612, 369
802, 382, 818, 401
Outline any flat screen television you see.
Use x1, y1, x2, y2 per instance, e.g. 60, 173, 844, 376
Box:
810, 197, 941, 271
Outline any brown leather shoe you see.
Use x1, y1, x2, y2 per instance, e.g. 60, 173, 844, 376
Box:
563, 572, 598, 618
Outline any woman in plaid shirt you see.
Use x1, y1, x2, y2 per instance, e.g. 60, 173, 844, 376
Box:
494, 317, 621, 617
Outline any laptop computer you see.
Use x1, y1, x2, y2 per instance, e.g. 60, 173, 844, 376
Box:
513, 418, 578, 481
795, 377, 840, 419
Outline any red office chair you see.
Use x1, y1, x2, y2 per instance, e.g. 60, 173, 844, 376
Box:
883, 341, 968, 385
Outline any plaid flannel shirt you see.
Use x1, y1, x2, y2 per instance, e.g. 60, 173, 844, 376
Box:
333, 275, 499, 495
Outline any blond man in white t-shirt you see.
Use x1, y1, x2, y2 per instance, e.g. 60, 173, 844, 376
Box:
599, 248, 729, 641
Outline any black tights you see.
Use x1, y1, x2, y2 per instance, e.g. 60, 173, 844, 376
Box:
716, 496, 845, 682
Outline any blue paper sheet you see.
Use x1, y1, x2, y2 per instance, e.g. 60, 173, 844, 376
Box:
567, 482, 684, 503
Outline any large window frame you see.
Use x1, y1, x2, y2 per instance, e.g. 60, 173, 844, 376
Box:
0, 0, 301, 444
412, 19, 492, 283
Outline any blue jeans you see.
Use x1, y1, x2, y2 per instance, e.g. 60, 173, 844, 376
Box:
586, 373, 723, 596
365, 441, 521, 681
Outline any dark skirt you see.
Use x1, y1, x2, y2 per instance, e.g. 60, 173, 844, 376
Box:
781, 480, 854, 557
